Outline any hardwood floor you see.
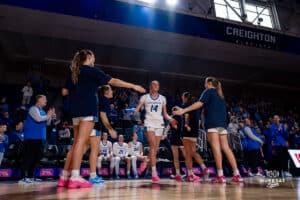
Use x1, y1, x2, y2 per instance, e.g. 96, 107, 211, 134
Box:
0, 177, 298, 200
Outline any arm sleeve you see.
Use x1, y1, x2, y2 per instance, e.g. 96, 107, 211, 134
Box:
92, 68, 112, 85
162, 96, 167, 105
244, 127, 263, 144
198, 89, 211, 104
29, 107, 50, 122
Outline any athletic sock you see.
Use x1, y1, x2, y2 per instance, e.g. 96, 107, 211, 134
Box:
200, 164, 206, 170
71, 170, 80, 179
90, 172, 97, 179
61, 170, 69, 180
188, 169, 193, 176
217, 169, 224, 177
152, 166, 157, 177
176, 169, 181, 176
233, 169, 240, 176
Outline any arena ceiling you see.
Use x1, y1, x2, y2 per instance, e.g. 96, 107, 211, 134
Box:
0, 4, 300, 91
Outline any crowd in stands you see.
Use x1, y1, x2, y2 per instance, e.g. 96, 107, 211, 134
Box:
0, 82, 299, 178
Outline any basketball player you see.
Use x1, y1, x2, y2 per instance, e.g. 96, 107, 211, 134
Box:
128, 132, 148, 179
88, 85, 115, 184
179, 92, 209, 182
97, 132, 113, 178
168, 113, 186, 182
173, 77, 243, 183
134, 80, 177, 182
58, 49, 145, 189
112, 135, 131, 179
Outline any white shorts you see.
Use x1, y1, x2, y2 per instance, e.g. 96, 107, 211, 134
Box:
207, 127, 228, 135
182, 137, 197, 142
72, 116, 98, 126
90, 129, 101, 137
145, 126, 164, 137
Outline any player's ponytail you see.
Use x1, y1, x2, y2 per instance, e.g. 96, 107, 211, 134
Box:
205, 77, 224, 99
71, 49, 93, 84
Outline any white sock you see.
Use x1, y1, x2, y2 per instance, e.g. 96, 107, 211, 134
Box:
233, 169, 240, 176
175, 169, 181, 176
200, 164, 206, 170
152, 166, 157, 176
90, 172, 97, 179
71, 170, 80, 179
127, 170, 130, 175
188, 169, 193, 176
217, 169, 224, 177
115, 158, 120, 175
132, 157, 137, 175
61, 170, 69, 180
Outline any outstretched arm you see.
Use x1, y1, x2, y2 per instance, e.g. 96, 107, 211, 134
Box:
108, 78, 146, 93
173, 102, 203, 116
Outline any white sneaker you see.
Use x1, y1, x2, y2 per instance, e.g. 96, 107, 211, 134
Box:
283, 171, 293, 177
18, 178, 33, 184
255, 172, 265, 177
248, 172, 254, 177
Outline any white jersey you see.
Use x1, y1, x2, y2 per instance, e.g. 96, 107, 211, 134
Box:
113, 142, 128, 157
100, 140, 112, 156
130, 141, 141, 156
141, 94, 166, 128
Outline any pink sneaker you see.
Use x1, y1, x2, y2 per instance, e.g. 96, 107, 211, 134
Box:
57, 177, 69, 187
231, 175, 244, 183
152, 175, 160, 183
68, 177, 93, 189
211, 175, 226, 183
138, 162, 147, 175
186, 175, 200, 182
174, 175, 182, 182
202, 168, 210, 181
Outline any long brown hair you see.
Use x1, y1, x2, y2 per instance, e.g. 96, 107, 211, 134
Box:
205, 77, 224, 99
70, 49, 94, 84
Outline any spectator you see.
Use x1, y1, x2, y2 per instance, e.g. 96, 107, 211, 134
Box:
108, 104, 118, 123
10, 121, 24, 144
128, 91, 139, 108
122, 104, 135, 121
133, 120, 146, 144
262, 121, 273, 162
241, 119, 264, 177
228, 116, 239, 134
58, 121, 71, 141
0, 96, 9, 115
1, 112, 13, 128
270, 115, 292, 177
22, 81, 33, 105
0, 123, 8, 166
19, 95, 56, 184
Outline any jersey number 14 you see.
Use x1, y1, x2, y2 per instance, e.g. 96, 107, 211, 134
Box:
150, 105, 158, 112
